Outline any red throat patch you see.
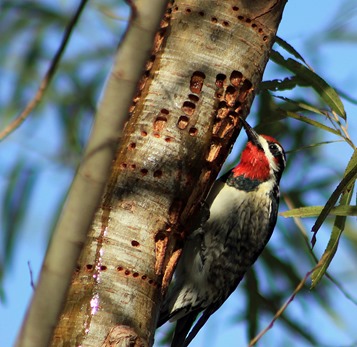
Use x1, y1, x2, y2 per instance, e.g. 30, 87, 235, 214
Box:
232, 141, 270, 181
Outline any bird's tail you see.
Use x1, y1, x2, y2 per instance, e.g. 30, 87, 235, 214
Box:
183, 306, 217, 347
171, 311, 199, 347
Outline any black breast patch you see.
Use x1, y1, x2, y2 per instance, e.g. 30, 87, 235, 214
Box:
224, 173, 261, 192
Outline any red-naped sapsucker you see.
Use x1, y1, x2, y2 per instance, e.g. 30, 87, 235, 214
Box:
157, 117, 286, 347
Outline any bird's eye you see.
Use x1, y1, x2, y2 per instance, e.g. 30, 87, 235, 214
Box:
268, 143, 283, 157
269, 143, 278, 152
266, 140, 286, 171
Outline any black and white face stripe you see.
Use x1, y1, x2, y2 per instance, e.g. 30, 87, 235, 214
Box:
266, 141, 286, 182
267, 142, 286, 169
254, 135, 286, 184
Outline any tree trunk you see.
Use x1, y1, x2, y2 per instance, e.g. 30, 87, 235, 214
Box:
52, 1, 287, 346
16, 1, 170, 346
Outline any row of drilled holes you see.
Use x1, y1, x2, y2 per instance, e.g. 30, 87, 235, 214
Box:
172, 4, 241, 14
79, 264, 158, 286
121, 162, 163, 178
174, 4, 267, 41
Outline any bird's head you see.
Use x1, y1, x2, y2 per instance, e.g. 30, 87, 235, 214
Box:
231, 117, 286, 184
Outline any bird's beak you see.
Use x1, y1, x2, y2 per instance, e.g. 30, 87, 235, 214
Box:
239, 117, 263, 149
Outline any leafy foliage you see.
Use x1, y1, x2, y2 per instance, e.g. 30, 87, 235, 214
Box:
0, 0, 126, 294
241, 23, 357, 344
1, 1, 357, 347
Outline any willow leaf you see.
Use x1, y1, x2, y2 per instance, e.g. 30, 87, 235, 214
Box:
311, 188, 354, 288
281, 205, 357, 218
270, 50, 346, 119
312, 150, 357, 240
310, 150, 357, 287
282, 110, 341, 136
274, 95, 326, 115
260, 76, 308, 92
275, 36, 311, 68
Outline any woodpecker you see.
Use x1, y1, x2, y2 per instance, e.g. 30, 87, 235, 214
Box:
157, 117, 286, 347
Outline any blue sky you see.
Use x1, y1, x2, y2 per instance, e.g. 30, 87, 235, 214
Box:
1, 1, 357, 347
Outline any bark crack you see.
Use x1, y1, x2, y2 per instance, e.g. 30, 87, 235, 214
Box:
251, 0, 280, 21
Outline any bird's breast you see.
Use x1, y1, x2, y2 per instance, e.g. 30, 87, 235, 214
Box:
202, 183, 276, 286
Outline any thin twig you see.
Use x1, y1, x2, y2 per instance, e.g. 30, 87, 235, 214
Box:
284, 194, 357, 306
248, 267, 317, 347
253, 196, 357, 346
0, 0, 89, 141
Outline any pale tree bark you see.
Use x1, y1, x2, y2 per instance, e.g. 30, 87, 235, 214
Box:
16, 1, 170, 347
45, 1, 286, 346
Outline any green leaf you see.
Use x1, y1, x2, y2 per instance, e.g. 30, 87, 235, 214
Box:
273, 95, 327, 116
310, 150, 357, 288
270, 50, 346, 119
310, 188, 354, 289
281, 110, 341, 136
312, 150, 357, 240
288, 140, 344, 154
275, 36, 311, 68
260, 76, 308, 92
281, 205, 357, 218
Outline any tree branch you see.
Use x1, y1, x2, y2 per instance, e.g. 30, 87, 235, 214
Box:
15, 1, 169, 346
0, 0, 89, 141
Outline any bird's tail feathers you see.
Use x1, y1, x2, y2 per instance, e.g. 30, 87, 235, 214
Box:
183, 305, 217, 347
171, 311, 199, 347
